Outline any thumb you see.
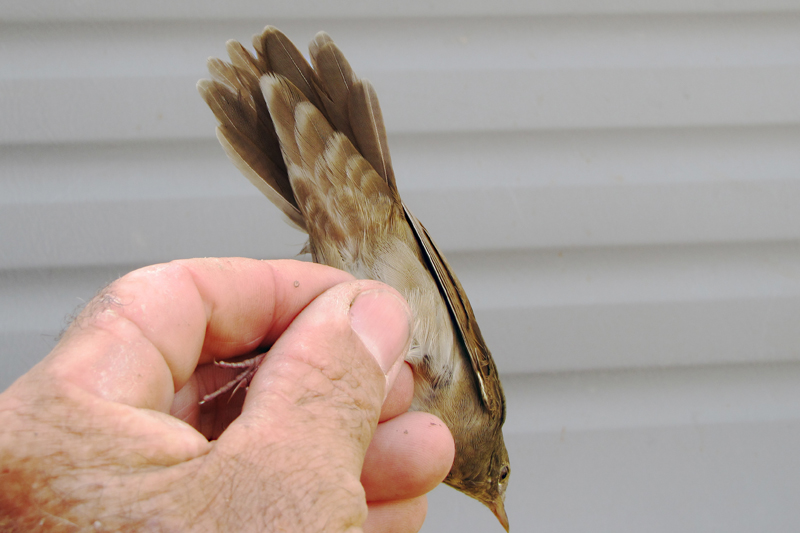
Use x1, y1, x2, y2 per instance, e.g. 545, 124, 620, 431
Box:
210, 280, 411, 531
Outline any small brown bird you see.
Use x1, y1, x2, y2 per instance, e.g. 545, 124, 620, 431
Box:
198, 27, 510, 530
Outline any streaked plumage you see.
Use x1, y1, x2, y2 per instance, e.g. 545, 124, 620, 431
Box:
198, 27, 510, 530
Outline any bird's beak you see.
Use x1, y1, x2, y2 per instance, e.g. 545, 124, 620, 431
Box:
490, 498, 510, 531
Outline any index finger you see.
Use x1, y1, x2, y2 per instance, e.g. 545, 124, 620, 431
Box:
44, 258, 353, 412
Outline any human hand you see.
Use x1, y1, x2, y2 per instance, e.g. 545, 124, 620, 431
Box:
0, 258, 455, 532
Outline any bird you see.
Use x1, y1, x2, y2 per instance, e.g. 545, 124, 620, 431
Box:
197, 26, 510, 530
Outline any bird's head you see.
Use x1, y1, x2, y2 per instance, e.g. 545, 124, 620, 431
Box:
446, 429, 510, 531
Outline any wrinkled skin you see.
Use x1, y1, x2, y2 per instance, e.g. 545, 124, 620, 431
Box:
0, 258, 455, 532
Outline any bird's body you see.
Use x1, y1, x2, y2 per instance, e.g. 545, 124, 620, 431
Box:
199, 27, 510, 529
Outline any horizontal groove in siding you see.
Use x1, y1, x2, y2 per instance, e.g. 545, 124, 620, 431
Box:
3, 67, 799, 144
503, 362, 800, 433
4, 181, 800, 269
2, 14, 799, 144
8, 242, 799, 326
4, 242, 799, 374
0, 196, 307, 270
425, 419, 800, 533
4, 126, 799, 201
0, 141, 250, 204
3, 128, 800, 269
2, 1, 799, 22
4, 15, 799, 79
485, 296, 800, 371
452, 242, 800, 311
458, 242, 800, 371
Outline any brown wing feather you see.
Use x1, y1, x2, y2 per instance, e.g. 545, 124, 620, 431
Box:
308, 32, 356, 141
348, 79, 398, 195
256, 27, 325, 112
403, 205, 506, 420
197, 77, 303, 229
309, 32, 397, 196
216, 125, 305, 230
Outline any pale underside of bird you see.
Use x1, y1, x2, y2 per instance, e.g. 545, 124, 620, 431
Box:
198, 26, 510, 530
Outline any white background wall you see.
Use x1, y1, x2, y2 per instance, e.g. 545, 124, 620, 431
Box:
2, 2, 800, 531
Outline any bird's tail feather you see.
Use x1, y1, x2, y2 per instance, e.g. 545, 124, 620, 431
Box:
197, 26, 399, 231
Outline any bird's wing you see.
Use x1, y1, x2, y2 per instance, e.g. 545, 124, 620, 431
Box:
403, 206, 506, 420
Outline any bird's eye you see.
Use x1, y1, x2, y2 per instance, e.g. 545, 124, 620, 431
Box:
499, 465, 509, 482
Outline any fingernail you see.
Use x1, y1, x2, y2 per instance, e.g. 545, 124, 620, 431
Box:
349, 289, 411, 376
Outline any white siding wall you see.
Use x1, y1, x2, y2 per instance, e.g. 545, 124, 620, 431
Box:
2, 3, 799, 531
